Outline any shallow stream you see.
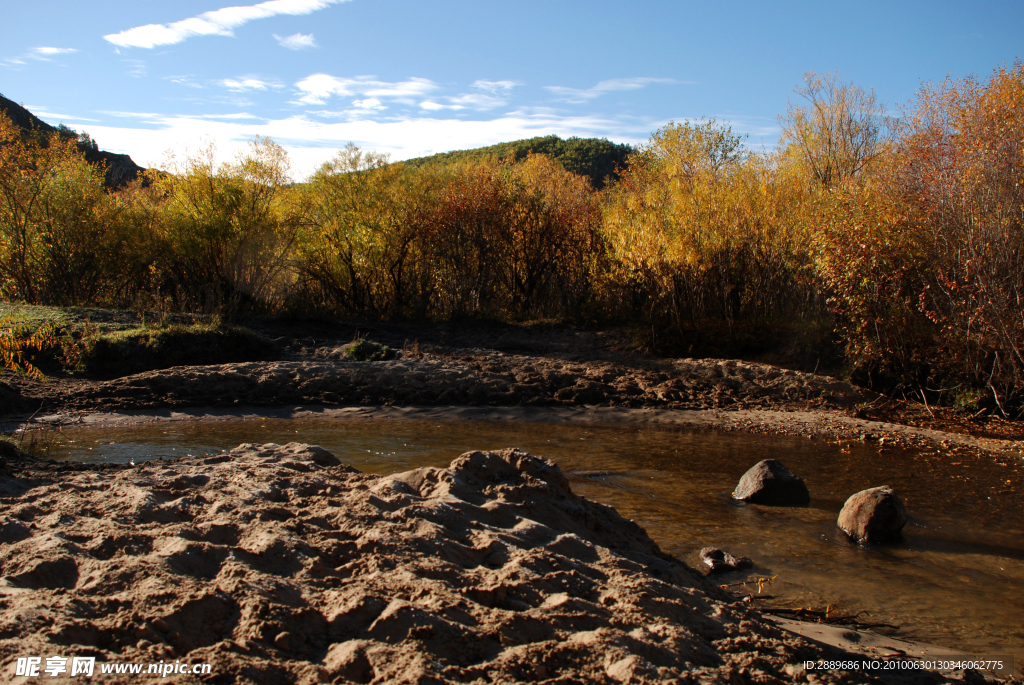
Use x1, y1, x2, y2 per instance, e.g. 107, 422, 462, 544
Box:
33, 416, 1024, 659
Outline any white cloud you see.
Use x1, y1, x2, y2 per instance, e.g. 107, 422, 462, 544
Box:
27, 74, 754, 182
166, 75, 204, 89
713, 115, 781, 146
418, 96, 480, 111
303, 100, 387, 119
352, 98, 384, 110
1, 46, 77, 68
448, 93, 504, 109
416, 80, 521, 112
472, 80, 519, 94
545, 77, 677, 103
98, 111, 162, 121
274, 32, 317, 49
124, 59, 147, 78
293, 74, 438, 105
31, 47, 78, 57
198, 112, 262, 120
220, 77, 283, 91
27, 109, 99, 123
104, 0, 352, 49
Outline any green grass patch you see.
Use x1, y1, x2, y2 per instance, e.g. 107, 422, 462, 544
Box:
0, 303, 72, 330
339, 339, 397, 361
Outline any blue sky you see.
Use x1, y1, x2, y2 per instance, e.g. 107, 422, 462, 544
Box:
2, 0, 1021, 179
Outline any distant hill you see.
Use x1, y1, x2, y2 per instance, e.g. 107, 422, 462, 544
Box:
0, 93, 143, 188
400, 135, 635, 189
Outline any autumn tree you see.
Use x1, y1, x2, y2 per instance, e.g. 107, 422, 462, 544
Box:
901, 63, 1024, 413
298, 144, 419, 317
152, 136, 299, 315
779, 72, 888, 189
602, 119, 819, 353
0, 112, 140, 305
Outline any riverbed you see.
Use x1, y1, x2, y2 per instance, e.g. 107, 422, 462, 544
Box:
34, 413, 1024, 661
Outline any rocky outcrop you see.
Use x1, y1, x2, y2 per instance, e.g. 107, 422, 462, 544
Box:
0, 92, 144, 188
732, 459, 811, 506
313, 340, 397, 362
838, 486, 908, 543
0, 443, 872, 683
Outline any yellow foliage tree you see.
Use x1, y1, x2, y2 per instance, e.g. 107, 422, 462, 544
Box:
298, 144, 417, 317
779, 72, 888, 189
602, 120, 818, 349
152, 136, 298, 315
0, 113, 139, 305
900, 62, 1024, 412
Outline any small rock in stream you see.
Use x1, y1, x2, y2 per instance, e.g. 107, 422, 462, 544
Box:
837, 485, 908, 543
732, 459, 810, 506
699, 547, 753, 574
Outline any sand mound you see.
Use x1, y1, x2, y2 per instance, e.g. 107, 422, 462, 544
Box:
7, 353, 866, 417
0, 444, 876, 683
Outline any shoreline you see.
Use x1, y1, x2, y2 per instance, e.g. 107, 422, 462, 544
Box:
4, 313, 1021, 462
765, 618, 1019, 680
14, 403, 1024, 462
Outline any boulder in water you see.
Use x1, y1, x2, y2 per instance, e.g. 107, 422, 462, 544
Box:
732, 459, 810, 506
838, 485, 908, 543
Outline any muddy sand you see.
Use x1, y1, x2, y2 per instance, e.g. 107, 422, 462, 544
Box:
6, 357, 1023, 460
4, 349, 863, 415
2, 443, 973, 684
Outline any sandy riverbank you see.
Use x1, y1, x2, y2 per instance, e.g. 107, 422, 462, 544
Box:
1, 338, 867, 417
2, 325, 1020, 682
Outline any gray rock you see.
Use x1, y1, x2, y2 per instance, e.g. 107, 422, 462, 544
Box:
837, 486, 908, 543
732, 459, 810, 506
698, 547, 753, 574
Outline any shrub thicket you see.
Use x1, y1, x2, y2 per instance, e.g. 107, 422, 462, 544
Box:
0, 115, 149, 306
813, 64, 1024, 413
601, 120, 820, 356
1, 63, 1022, 414
297, 147, 602, 321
